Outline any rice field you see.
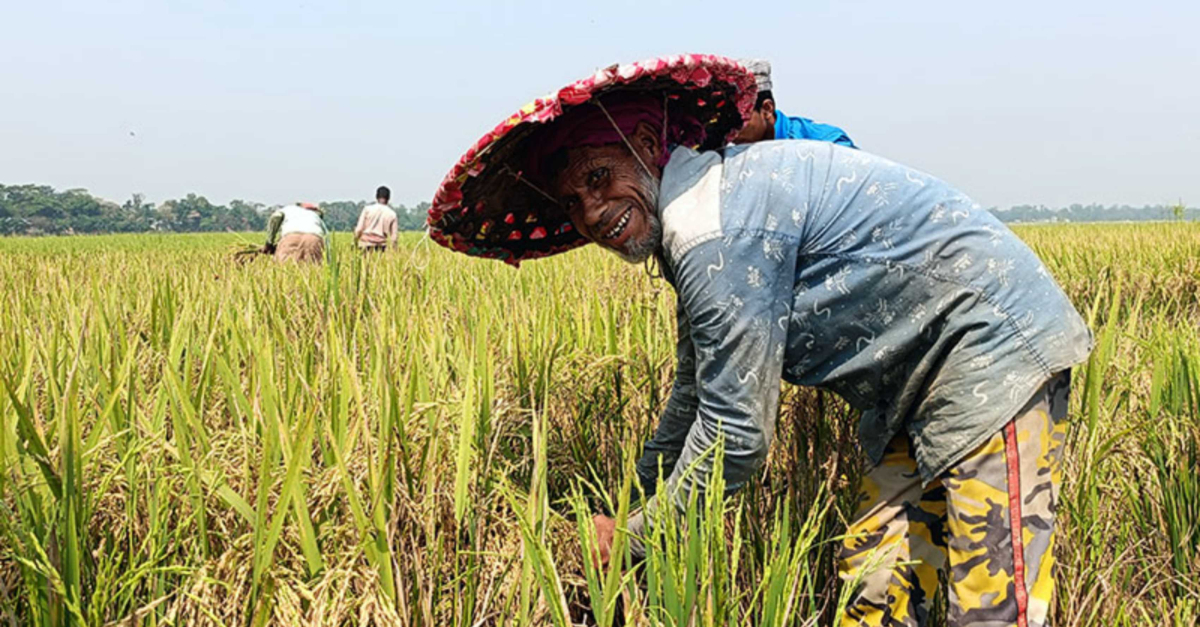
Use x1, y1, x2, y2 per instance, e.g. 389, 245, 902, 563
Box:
0, 223, 1198, 626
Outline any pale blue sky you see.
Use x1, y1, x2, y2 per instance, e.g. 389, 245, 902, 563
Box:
2, 1, 1197, 209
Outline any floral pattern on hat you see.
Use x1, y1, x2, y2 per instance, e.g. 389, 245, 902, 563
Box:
427, 54, 756, 267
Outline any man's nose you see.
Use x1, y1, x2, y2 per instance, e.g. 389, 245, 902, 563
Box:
581, 197, 612, 233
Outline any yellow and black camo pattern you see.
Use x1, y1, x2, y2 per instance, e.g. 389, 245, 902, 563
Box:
839, 372, 1070, 627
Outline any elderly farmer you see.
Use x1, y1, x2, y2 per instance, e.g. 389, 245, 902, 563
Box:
264, 201, 328, 263
733, 59, 856, 147
429, 56, 1092, 627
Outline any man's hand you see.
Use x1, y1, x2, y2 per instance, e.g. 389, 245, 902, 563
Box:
592, 514, 616, 568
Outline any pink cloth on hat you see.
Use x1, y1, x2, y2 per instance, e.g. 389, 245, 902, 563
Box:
527, 93, 700, 185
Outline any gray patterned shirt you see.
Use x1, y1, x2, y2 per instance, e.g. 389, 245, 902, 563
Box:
630, 141, 1092, 538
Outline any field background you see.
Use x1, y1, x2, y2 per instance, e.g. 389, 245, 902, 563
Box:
1, 224, 1198, 626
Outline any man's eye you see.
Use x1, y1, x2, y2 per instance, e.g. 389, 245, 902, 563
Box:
562, 196, 579, 211
587, 167, 608, 187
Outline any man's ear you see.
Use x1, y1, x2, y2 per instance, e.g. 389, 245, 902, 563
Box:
631, 121, 664, 173
761, 98, 776, 125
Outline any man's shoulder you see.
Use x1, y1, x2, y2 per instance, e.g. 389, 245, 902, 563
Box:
659, 144, 815, 262
777, 111, 853, 146
659, 148, 725, 261
364, 203, 397, 215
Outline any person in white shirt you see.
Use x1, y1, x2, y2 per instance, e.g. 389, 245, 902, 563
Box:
264, 202, 328, 263
354, 186, 399, 252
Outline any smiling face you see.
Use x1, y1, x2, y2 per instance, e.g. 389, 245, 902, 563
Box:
551, 121, 665, 264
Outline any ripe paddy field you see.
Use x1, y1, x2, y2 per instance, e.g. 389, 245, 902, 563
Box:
1, 223, 1198, 626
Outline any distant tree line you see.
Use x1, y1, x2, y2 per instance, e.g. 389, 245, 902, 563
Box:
1, 183, 1194, 236
994, 202, 1197, 224
0, 184, 431, 236
316, 200, 431, 232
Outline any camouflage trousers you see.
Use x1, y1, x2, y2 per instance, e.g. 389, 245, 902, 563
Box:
839, 371, 1070, 627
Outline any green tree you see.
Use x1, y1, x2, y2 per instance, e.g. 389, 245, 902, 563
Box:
1170, 199, 1186, 222
228, 200, 267, 231
122, 193, 157, 232
318, 201, 365, 231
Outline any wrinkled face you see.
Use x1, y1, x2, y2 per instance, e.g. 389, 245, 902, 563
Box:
732, 99, 775, 144
552, 125, 664, 264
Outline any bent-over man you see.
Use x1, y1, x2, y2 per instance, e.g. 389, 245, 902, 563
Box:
264, 202, 327, 263
569, 103, 1087, 627
430, 56, 1092, 627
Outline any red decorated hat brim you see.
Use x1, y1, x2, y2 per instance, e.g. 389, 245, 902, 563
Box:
427, 54, 756, 267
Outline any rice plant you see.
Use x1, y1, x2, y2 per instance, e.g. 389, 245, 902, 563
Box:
0, 223, 1198, 625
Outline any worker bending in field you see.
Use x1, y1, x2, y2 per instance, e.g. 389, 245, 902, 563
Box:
264, 201, 328, 263
354, 186, 399, 252
733, 59, 856, 147
429, 56, 1093, 627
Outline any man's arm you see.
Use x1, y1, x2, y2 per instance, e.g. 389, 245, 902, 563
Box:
626, 234, 796, 551
387, 211, 398, 247
635, 297, 698, 498
265, 210, 284, 247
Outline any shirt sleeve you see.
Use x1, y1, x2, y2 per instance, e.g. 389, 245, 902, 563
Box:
627, 233, 796, 550
635, 295, 699, 498
807, 119, 856, 148
781, 113, 856, 149
830, 129, 856, 149
265, 210, 284, 245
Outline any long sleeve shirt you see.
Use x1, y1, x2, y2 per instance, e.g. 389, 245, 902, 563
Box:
354, 202, 399, 248
630, 141, 1092, 543
775, 109, 856, 148
265, 205, 328, 246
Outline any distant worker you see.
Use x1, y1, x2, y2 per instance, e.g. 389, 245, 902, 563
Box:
733, 59, 856, 147
353, 186, 399, 252
263, 202, 327, 263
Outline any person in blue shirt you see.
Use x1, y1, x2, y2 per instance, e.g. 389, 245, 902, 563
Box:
732, 59, 856, 147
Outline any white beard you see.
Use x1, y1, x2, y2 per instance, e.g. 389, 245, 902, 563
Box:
615, 168, 663, 265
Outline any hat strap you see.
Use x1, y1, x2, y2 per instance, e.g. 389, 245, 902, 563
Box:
502, 165, 559, 205
663, 92, 669, 156
592, 100, 655, 179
